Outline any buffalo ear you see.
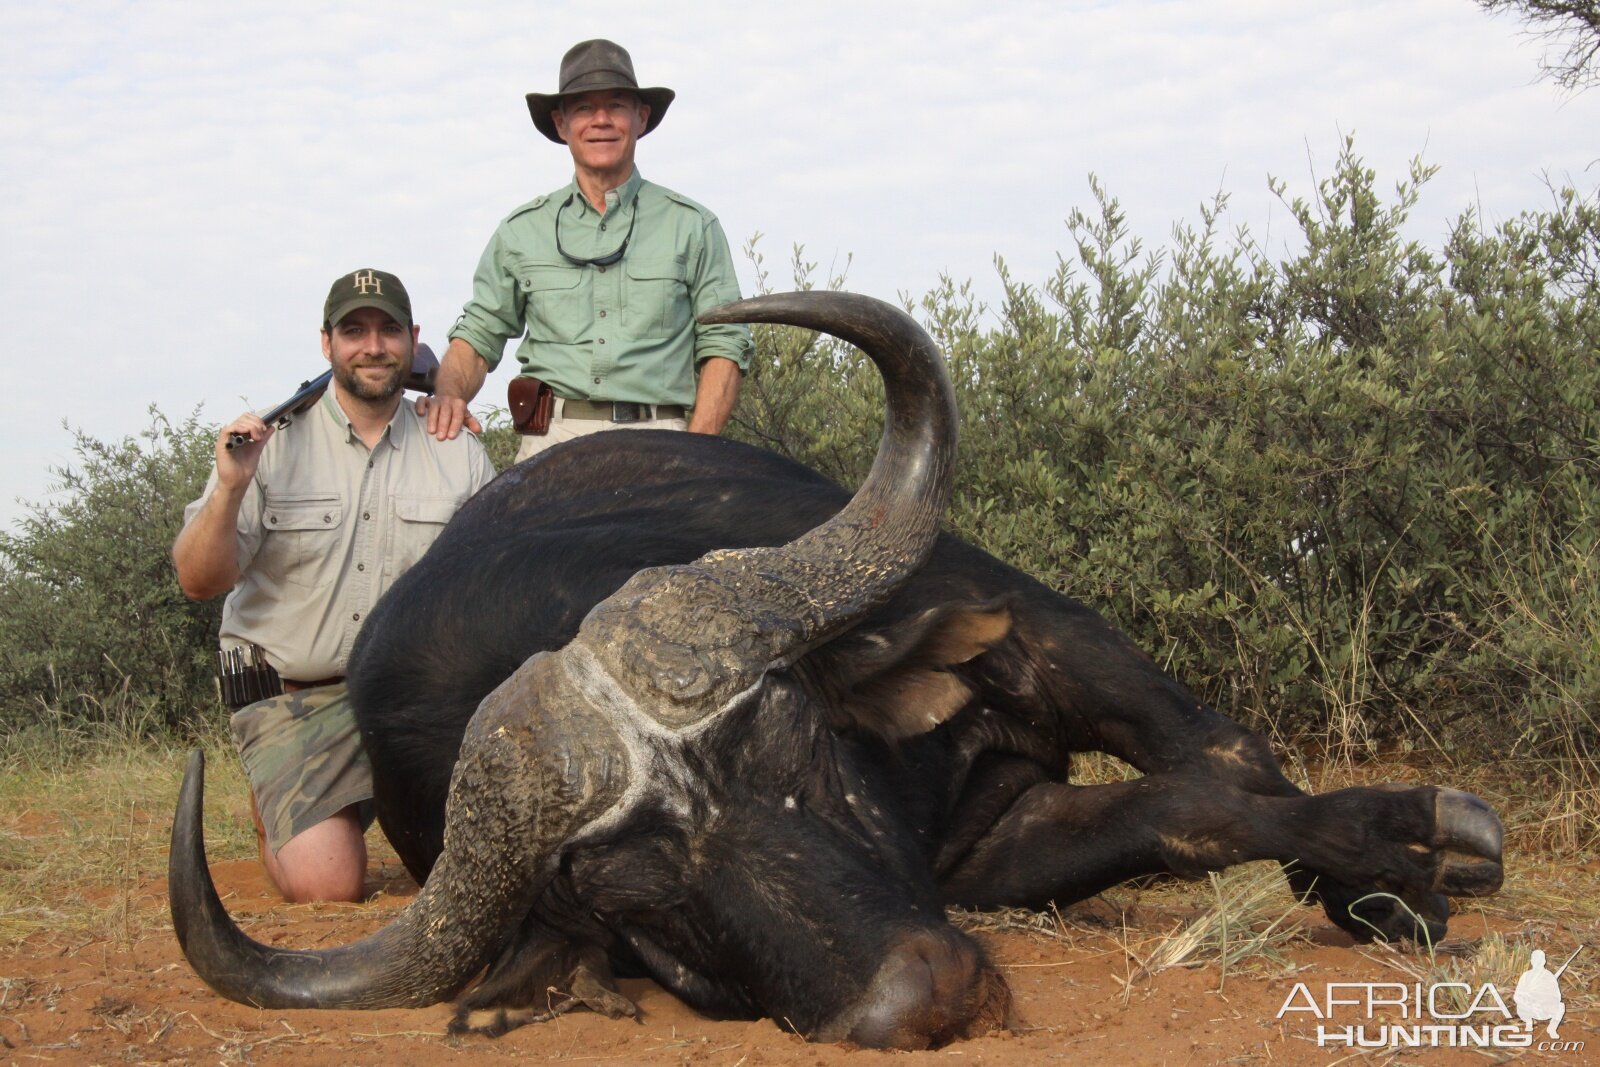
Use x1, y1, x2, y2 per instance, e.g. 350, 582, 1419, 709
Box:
821, 600, 1012, 740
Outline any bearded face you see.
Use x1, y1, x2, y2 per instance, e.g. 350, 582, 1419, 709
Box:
323, 307, 414, 403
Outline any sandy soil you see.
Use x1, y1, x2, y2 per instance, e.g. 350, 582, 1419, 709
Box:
2, 853, 1590, 1067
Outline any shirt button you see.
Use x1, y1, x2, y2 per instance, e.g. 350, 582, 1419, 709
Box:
269, 516, 278, 525
599, 310, 607, 318
600, 222, 608, 231
597, 266, 606, 273
593, 377, 601, 384
598, 338, 606, 345
323, 514, 332, 523
352, 613, 361, 621
357, 562, 365, 572
363, 511, 371, 520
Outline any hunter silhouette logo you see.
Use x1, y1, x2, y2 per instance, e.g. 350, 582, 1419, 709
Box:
1276, 943, 1585, 1051
1515, 946, 1579, 1039
354, 270, 383, 295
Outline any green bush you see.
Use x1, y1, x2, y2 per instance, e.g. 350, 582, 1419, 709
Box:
731, 142, 1600, 759
477, 408, 522, 471
0, 409, 221, 737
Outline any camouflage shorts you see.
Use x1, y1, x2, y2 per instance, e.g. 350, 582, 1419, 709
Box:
229, 684, 375, 854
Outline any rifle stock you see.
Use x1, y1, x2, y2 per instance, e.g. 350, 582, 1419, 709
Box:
224, 343, 440, 451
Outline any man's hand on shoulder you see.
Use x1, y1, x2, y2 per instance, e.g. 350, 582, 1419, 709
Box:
416, 394, 483, 440
421, 338, 491, 441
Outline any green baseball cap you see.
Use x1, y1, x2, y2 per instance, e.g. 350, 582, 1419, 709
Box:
323, 268, 412, 330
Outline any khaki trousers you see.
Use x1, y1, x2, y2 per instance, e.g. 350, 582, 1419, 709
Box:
514, 401, 689, 462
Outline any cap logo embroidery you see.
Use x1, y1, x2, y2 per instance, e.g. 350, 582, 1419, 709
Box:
354, 270, 383, 295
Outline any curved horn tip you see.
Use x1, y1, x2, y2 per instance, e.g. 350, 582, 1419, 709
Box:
698, 293, 781, 326
175, 748, 206, 826
697, 290, 897, 328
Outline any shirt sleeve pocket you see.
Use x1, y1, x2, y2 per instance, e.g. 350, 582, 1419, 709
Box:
624, 256, 690, 339
258, 494, 343, 589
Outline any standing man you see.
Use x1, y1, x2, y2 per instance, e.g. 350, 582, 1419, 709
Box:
423, 39, 753, 460
174, 269, 495, 903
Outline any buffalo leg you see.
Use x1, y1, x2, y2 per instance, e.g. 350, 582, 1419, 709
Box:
937, 771, 1502, 943
1068, 702, 1507, 942
1061, 696, 1393, 933
975, 613, 1506, 940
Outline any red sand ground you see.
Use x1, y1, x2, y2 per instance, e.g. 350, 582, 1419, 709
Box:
2, 855, 1591, 1066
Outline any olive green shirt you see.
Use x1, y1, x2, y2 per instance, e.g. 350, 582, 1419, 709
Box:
448, 170, 753, 408
182, 392, 496, 681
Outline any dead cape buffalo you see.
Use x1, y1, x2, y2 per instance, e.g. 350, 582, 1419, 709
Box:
170, 291, 1503, 1050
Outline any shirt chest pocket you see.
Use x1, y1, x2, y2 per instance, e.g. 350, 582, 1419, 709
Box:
259, 495, 344, 590
623, 256, 690, 340
384, 495, 458, 579
515, 263, 586, 344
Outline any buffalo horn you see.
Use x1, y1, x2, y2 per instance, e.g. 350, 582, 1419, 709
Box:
579, 291, 958, 725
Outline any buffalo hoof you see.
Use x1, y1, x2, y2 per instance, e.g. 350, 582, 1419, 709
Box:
1428, 788, 1504, 897
1293, 785, 1504, 946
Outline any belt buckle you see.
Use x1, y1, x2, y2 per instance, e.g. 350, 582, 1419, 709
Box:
611, 402, 644, 424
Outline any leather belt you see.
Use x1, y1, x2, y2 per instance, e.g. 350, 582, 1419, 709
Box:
282, 675, 345, 693
561, 398, 686, 424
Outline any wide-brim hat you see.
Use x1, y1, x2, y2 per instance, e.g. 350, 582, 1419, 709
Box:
525, 39, 674, 144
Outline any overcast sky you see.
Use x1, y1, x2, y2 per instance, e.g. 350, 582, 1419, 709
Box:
2, 0, 1596, 531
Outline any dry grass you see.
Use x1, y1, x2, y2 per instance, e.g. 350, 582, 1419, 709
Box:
0, 732, 252, 949
948, 898, 1143, 951
1120, 862, 1310, 987
1356, 931, 1530, 1014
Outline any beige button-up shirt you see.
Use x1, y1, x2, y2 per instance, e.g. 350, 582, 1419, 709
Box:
183, 391, 495, 680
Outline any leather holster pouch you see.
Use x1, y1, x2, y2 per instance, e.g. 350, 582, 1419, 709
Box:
509, 376, 556, 435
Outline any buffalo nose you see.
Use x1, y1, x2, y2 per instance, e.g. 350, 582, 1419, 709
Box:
840, 929, 1011, 1049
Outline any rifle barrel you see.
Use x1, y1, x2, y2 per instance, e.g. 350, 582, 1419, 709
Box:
225, 370, 333, 450
223, 354, 436, 451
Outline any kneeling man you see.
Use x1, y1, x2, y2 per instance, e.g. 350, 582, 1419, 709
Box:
174, 269, 495, 902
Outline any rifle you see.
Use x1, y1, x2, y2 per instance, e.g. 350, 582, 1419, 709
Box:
225, 343, 441, 450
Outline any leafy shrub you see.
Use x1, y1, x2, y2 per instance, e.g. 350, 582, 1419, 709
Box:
0, 409, 221, 737
731, 142, 1600, 760
477, 409, 521, 471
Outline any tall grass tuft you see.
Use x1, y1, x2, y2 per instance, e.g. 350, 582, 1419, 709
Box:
0, 723, 251, 949
1125, 862, 1309, 989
